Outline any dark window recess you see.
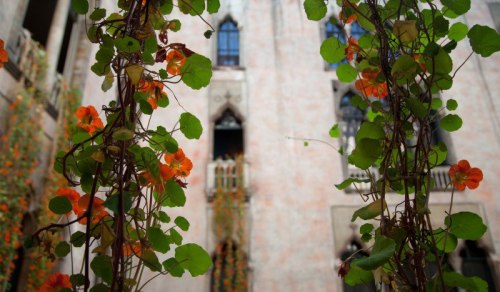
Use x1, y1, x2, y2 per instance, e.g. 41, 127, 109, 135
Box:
340, 241, 377, 292
217, 18, 239, 66
23, 0, 58, 47
210, 240, 247, 292
325, 20, 346, 69
460, 241, 497, 292
57, 10, 77, 73
213, 109, 243, 159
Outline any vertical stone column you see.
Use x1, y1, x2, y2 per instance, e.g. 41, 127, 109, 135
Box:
45, 0, 70, 87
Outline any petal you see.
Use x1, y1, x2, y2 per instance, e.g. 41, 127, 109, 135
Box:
465, 180, 479, 189
467, 168, 483, 181
452, 181, 466, 191
457, 160, 471, 172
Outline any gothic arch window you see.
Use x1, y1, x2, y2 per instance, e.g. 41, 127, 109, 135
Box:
210, 239, 248, 292
340, 241, 376, 292
339, 91, 365, 155
213, 108, 244, 159
460, 241, 497, 292
325, 19, 346, 69
217, 18, 240, 66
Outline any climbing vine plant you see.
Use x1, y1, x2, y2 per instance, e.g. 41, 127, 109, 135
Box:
304, 0, 500, 291
24, 0, 221, 291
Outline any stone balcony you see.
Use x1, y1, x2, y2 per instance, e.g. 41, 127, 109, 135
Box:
206, 158, 251, 202
344, 165, 452, 193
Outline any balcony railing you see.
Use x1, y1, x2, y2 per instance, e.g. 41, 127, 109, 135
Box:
206, 158, 250, 201
344, 165, 452, 193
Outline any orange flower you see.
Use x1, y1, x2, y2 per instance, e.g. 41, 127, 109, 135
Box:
76, 105, 104, 135
166, 49, 186, 76
37, 273, 72, 292
339, 1, 357, 24
355, 68, 388, 98
0, 39, 8, 68
449, 160, 483, 191
164, 148, 193, 177
345, 36, 360, 62
124, 241, 143, 257
138, 80, 166, 110
141, 162, 175, 193
76, 194, 109, 225
56, 188, 83, 216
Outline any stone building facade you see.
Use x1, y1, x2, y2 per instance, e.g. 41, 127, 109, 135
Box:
1, 0, 500, 291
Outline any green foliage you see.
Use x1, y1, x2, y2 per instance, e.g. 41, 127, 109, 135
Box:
181, 54, 213, 89
321, 37, 347, 64
180, 112, 203, 139
72, 0, 89, 14
329, 124, 340, 138
55, 241, 71, 258
468, 25, 500, 57
344, 260, 374, 286
163, 258, 185, 277
147, 227, 170, 253
303, 0, 327, 21
443, 272, 488, 292
175, 243, 213, 276
335, 177, 370, 190
356, 235, 395, 270
91, 256, 113, 284
351, 199, 387, 221
445, 212, 487, 240
337, 64, 358, 82
439, 114, 463, 132
49, 196, 72, 215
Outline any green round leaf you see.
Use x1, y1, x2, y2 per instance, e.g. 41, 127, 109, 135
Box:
360, 223, 374, 234
175, 243, 213, 277
72, 0, 89, 14
207, 0, 220, 14
446, 99, 458, 111
90, 255, 113, 284
90, 8, 106, 21
439, 114, 463, 132
70, 231, 86, 247
329, 124, 340, 138
49, 196, 73, 215
147, 227, 170, 253
443, 271, 488, 292
468, 25, 500, 58
114, 36, 141, 53
174, 216, 190, 231
181, 53, 213, 90
142, 250, 162, 272
441, 0, 470, 15
179, 112, 203, 140
448, 22, 468, 42
356, 235, 395, 270
163, 258, 185, 277
344, 259, 374, 286
433, 228, 457, 253
337, 63, 358, 82
55, 241, 71, 257
320, 37, 347, 64
166, 179, 186, 207
445, 212, 487, 240
303, 0, 327, 21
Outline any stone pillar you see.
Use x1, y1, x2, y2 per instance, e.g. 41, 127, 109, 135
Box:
45, 0, 70, 87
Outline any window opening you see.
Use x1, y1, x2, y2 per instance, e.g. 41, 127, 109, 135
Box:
460, 241, 497, 292
350, 22, 366, 40
214, 109, 243, 159
22, 0, 58, 47
56, 10, 77, 74
217, 18, 239, 66
340, 92, 365, 154
210, 240, 248, 292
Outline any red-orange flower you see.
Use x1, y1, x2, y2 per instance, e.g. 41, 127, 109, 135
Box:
37, 273, 72, 292
166, 49, 186, 76
124, 241, 143, 257
164, 148, 193, 177
339, 1, 358, 24
449, 160, 483, 191
355, 68, 388, 98
141, 162, 175, 193
55, 188, 83, 216
76, 194, 109, 225
138, 80, 166, 109
0, 39, 8, 68
345, 36, 360, 62
76, 105, 104, 135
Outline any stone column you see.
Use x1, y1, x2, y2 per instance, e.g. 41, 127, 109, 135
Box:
45, 0, 70, 87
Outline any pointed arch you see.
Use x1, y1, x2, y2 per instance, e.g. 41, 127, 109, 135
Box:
217, 16, 240, 66
213, 107, 244, 159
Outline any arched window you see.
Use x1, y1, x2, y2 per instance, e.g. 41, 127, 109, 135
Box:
350, 22, 366, 40
217, 18, 239, 66
340, 241, 376, 292
340, 92, 365, 154
325, 20, 346, 69
214, 109, 244, 159
210, 240, 248, 292
460, 241, 497, 292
